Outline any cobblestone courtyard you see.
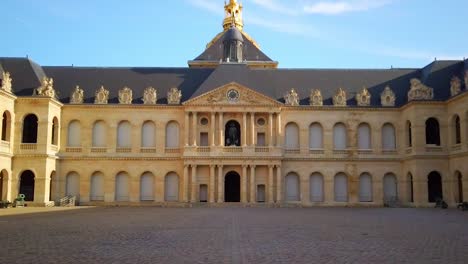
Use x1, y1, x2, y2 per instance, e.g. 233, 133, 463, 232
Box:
1, 207, 468, 264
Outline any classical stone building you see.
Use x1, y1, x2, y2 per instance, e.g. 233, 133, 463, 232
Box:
0, 0, 467, 207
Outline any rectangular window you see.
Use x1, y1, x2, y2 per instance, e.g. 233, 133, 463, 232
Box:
257, 133, 266, 146
200, 132, 209, 146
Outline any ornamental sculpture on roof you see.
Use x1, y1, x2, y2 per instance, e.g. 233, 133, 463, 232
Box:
407, 78, 433, 101
119, 87, 133, 104
464, 71, 468, 89
94, 86, 109, 104
70, 85, 84, 104
309, 89, 323, 106
450, 76, 461, 97
380, 86, 396, 107
36, 77, 56, 98
284, 88, 299, 106
167, 87, 182, 104
142, 87, 157, 104
333, 88, 347, 106
356, 87, 371, 106
1, 71, 12, 92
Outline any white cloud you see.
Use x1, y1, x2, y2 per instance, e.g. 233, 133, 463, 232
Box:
186, 0, 221, 15
304, 0, 392, 15
249, 0, 299, 16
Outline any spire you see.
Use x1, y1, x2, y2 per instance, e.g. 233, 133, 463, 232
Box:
223, 0, 243, 31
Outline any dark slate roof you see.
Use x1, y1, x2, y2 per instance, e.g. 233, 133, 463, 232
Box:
1, 57, 467, 106
193, 31, 273, 63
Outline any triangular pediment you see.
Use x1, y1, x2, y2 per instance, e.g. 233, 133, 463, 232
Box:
183, 82, 282, 106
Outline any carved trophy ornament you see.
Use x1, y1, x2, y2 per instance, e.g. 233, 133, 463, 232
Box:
70, 85, 84, 104
380, 86, 396, 107
167, 87, 182, 104
309, 89, 323, 106
333, 88, 347, 106
1, 71, 12, 92
142, 87, 157, 104
450, 76, 461, 96
356, 87, 371, 106
118, 87, 133, 104
407, 78, 433, 101
35, 77, 56, 98
284, 88, 299, 106
94, 86, 110, 104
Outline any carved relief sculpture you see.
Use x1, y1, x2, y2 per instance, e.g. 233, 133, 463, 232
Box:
1, 71, 12, 92
450, 76, 461, 96
380, 86, 396, 107
333, 88, 347, 106
94, 86, 110, 104
407, 78, 433, 101
309, 89, 323, 106
70, 85, 84, 104
167, 87, 182, 104
118, 86, 133, 104
284, 88, 299, 106
356, 87, 371, 106
142, 87, 157, 104
36, 77, 56, 98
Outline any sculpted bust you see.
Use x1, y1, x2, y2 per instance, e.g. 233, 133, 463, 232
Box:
408, 78, 433, 101
310, 89, 323, 106
284, 88, 299, 106
1, 72, 12, 92
70, 85, 84, 104
142, 87, 157, 104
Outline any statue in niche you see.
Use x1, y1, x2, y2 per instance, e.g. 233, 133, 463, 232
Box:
119, 86, 133, 104
450, 76, 461, 96
356, 87, 371, 106
309, 89, 323, 106
36, 77, 56, 98
167, 87, 182, 104
284, 88, 299, 106
380, 86, 396, 107
142, 87, 157, 104
1, 71, 12, 92
94, 86, 109, 104
225, 121, 240, 146
70, 85, 84, 104
407, 78, 433, 101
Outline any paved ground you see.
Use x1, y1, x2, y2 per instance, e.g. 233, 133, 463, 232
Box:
0, 207, 467, 264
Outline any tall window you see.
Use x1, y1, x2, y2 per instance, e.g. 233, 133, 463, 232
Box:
165, 121, 180, 148
406, 121, 412, 147
1, 111, 11, 142
285, 123, 299, 149
453, 115, 461, 144
425, 118, 440, 145
382, 123, 396, 150
117, 121, 131, 148
92, 121, 106, 147
357, 123, 371, 150
22, 114, 38, 143
51, 117, 59, 145
67, 120, 81, 147
309, 123, 323, 149
141, 121, 156, 148
333, 123, 347, 150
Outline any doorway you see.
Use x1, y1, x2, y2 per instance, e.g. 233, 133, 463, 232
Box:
199, 184, 208, 202
428, 171, 442, 203
257, 185, 266, 202
19, 170, 35, 201
225, 172, 240, 202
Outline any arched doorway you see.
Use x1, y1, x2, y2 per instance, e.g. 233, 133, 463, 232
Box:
224, 171, 240, 202
164, 172, 179, 201
383, 173, 398, 202
225, 120, 241, 146
19, 170, 35, 201
0, 170, 7, 200
455, 171, 463, 203
427, 171, 443, 203
407, 173, 414, 203
285, 172, 300, 201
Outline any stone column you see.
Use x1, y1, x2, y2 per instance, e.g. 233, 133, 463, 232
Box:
190, 165, 197, 202
211, 112, 216, 146
192, 112, 198, 146
250, 165, 256, 203
276, 113, 282, 147
250, 113, 255, 146
183, 165, 189, 202
242, 113, 247, 146
268, 165, 274, 203
276, 165, 282, 202
268, 113, 273, 147
219, 113, 224, 146
217, 165, 224, 202
241, 165, 248, 203
209, 165, 215, 203
184, 112, 189, 146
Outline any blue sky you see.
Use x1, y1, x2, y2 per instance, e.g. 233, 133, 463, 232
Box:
2, 0, 467, 69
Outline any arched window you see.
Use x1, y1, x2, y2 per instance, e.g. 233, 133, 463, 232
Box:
357, 123, 371, 150
1, 170, 9, 201
425, 118, 440, 145
359, 173, 372, 202
285, 172, 300, 201
383, 173, 398, 202
141, 121, 156, 148
285, 123, 299, 150
406, 121, 412, 147
453, 115, 461, 144
165, 121, 180, 148
22, 114, 38, 143
407, 173, 414, 203
65, 172, 80, 200
117, 121, 131, 148
455, 171, 463, 203
165, 172, 179, 201
310, 172, 324, 202
115, 172, 129, 201
90, 172, 104, 201
427, 171, 443, 202
333, 123, 347, 150
309, 123, 323, 149
51, 117, 59, 145
382, 123, 396, 150
1, 111, 11, 142
49, 171, 57, 201
225, 120, 241, 146
67, 120, 81, 147
140, 172, 155, 201
334, 173, 348, 202
19, 170, 35, 201
92, 121, 106, 147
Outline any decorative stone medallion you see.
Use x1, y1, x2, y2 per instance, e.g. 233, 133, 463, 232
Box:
450, 76, 461, 97
1, 71, 12, 92
70, 85, 84, 104
407, 78, 433, 101
118, 86, 133, 104
380, 86, 396, 107
167, 87, 182, 104
309, 89, 323, 106
95, 86, 110, 104
333, 88, 347, 106
226, 88, 240, 103
142, 87, 157, 104
284, 88, 299, 106
356, 87, 371, 106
